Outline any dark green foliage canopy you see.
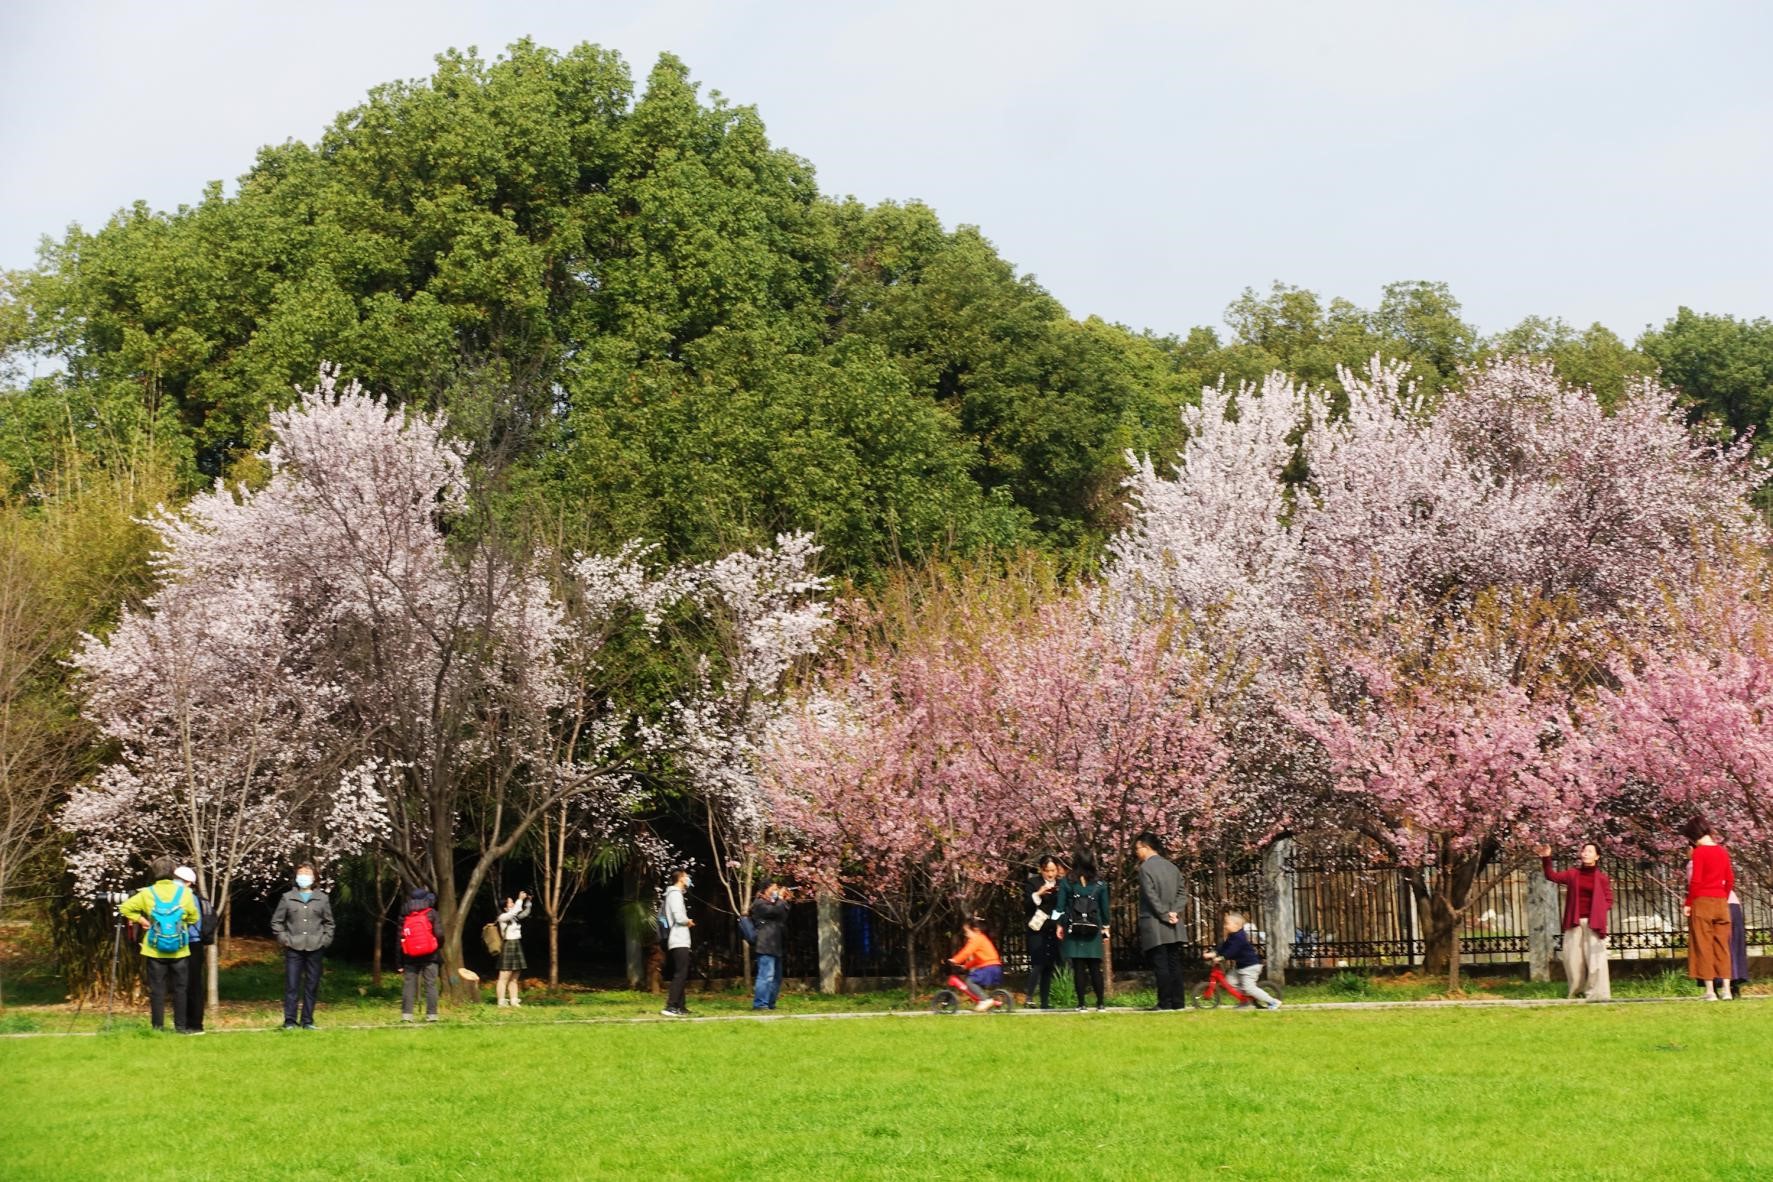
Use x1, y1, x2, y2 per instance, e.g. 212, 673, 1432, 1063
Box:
0, 41, 1191, 577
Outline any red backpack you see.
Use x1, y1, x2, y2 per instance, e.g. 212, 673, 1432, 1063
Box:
400, 908, 439, 958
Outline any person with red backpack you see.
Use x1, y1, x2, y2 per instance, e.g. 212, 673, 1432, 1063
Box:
399, 886, 443, 1023
118, 856, 201, 1033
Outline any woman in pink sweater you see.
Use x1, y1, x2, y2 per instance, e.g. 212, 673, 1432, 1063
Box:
1682, 817, 1736, 1001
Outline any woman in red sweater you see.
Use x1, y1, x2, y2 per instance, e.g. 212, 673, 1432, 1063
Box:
1536, 842, 1613, 1001
1682, 817, 1736, 1000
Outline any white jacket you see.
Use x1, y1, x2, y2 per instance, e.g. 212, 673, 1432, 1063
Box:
664, 886, 692, 950
498, 899, 532, 941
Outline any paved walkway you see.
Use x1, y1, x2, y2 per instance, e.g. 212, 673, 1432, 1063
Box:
4, 991, 1761, 1039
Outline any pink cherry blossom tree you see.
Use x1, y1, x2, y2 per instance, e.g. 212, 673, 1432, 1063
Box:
764, 583, 1232, 981
1108, 356, 1765, 984
1291, 594, 1601, 987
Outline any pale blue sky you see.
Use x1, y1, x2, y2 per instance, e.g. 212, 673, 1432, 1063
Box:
2, 1, 1768, 341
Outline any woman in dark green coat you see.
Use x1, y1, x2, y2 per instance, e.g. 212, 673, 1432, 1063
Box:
1056, 850, 1110, 1010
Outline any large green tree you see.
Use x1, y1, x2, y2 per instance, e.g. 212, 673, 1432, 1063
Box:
1, 41, 1198, 577
1641, 307, 1773, 444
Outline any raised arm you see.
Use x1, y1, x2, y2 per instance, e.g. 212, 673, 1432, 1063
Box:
1540, 856, 1576, 886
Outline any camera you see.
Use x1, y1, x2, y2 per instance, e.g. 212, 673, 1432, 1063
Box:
92, 890, 131, 906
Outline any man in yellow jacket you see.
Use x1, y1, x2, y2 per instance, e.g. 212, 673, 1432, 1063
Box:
118, 856, 201, 1033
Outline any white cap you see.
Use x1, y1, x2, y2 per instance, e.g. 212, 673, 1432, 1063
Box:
173, 866, 197, 884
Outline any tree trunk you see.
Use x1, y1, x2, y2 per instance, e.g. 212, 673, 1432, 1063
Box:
1416, 844, 1491, 990
905, 928, 918, 996
369, 857, 389, 989
433, 831, 476, 998
548, 916, 561, 988
734, 854, 755, 986
202, 878, 225, 1006
1420, 893, 1461, 986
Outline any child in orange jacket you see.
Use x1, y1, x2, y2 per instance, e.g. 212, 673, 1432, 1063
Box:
947, 916, 1004, 1012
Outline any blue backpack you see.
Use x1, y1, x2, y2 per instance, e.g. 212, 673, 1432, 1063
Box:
148, 884, 189, 954
186, 896, 211, 948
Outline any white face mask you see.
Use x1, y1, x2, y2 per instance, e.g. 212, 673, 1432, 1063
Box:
295, 873, 314, 889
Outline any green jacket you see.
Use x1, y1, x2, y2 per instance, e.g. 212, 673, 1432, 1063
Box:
118, 880, 200, 959
1056, 879, 1110, 960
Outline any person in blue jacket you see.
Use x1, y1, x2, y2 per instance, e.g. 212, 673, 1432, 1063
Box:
1206, 910, 1279, 1010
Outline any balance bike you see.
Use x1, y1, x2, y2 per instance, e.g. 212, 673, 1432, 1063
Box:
931, 962, 1015, 1014
1192, 957, 1283, 1009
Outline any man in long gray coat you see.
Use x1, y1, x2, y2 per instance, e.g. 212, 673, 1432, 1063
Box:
1135, 832, 1186, 1010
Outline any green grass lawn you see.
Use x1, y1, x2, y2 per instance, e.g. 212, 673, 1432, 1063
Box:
5, 1002, 1770, 1180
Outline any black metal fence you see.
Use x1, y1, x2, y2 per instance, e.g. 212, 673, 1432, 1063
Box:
816, 851, 1773, 981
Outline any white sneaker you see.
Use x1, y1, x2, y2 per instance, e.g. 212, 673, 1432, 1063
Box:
1265, 1000, 1283, 1010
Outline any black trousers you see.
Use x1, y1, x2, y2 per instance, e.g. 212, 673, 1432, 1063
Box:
1073, 957, 1106, 1006
666, 947, 691, 1012
283, 948, 324, 1026
144, 955, 189, 1031
184, 948, 207, 1031
1027, 930, 1062, 1007
1147, 943, 1185, 1009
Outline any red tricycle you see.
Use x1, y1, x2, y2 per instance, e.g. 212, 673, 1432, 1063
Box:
931, 961, 1016, 1014
1192, 957, 1283, 1010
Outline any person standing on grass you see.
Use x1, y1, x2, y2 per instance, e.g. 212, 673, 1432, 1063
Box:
1024, 854, 1066, 1009
748, 880, 791, 1011
662, 868, 696, 1017
400, 887, 443, 1023
1726, 887, 1749, 998
1535, 842, 1613, 1001
270, 863, 334, 1030
173, 865, 217, 1033
1056, 849, 1110, 1010
1134, 832, 1186, 1010
118, 855, 200, 1033
1682, 817, 1735, 1001
495, 891, 532, 1008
